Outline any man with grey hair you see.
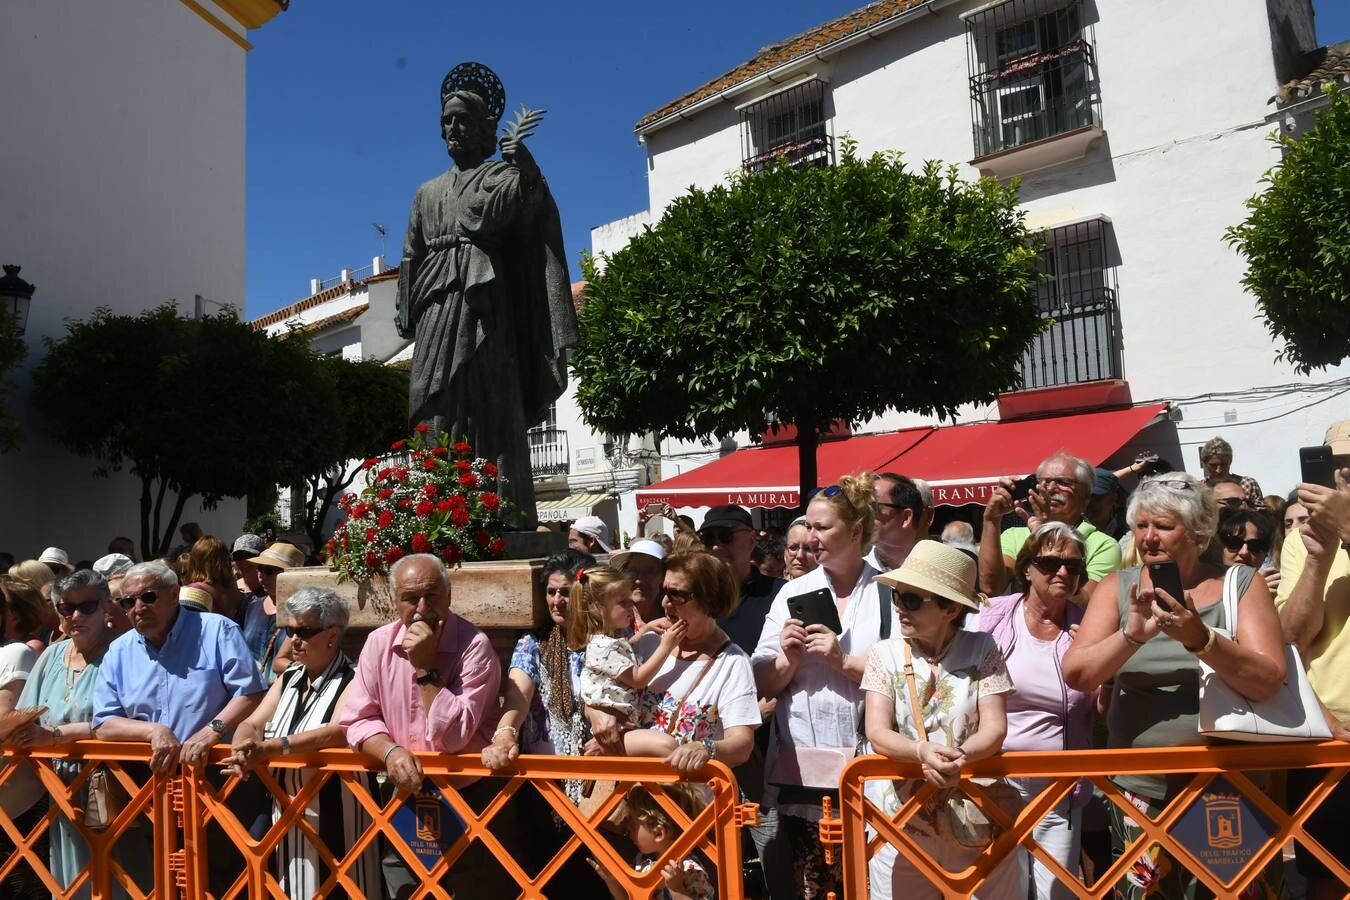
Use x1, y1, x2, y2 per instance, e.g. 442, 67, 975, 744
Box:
338, 553, 505, 896
979, 452, 1122, 598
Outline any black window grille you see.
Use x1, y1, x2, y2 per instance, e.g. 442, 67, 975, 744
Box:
528, 404, 568, 477
740, 79, 833, 172
966, 0, 1100, 158
1018, 219, 1121, 390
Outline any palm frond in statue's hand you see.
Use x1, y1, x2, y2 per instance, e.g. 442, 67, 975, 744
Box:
499, 104, 547, 155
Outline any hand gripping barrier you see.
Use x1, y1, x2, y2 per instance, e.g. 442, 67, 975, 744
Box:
836, 742, 1350, 899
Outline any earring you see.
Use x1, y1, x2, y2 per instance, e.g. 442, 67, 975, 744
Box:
328, 640, 335, 648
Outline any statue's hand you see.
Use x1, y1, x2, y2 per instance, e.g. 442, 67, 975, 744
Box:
500, 138, 540, 181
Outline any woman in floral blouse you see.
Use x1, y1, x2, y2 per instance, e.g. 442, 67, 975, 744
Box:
862, 541, 1021, 899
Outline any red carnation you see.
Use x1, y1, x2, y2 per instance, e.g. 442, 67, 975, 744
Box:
453, 442, 472, 454
448, 494, 468, 508
391, 439, 407, 451
441, 544, 462, 564
436, 499, 453, 513
454, 460, 472, 473
480, 492, 500, 512
474, 529, 491, 549
422, 484, 437, 498
489, 537, 506, 557
483, 462, 498, 478
415, 500, 433, 517
415, 423, 430, 434
377, 510, 394, 528
397, 498, 413, 510
422, 457, 438, 472
361, 458, 378, 470
460, 473, 479, 488
431, 447, 449, 457
411, 449, 425, 461
450, 507, 470, 528
365, 528, 377, 542
364, 551, 379, 569
385, 547, 405, 564
411, 532, 433, 553
338, 493, 353, 509
352, 503, 370, 519
378, 488, 394, 500
392, 466, 409, 482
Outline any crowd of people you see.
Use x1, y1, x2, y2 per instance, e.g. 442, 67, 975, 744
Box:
2, 421, 1350, 899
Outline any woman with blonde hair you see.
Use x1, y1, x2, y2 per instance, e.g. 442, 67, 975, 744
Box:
186, 536, 247, 624
751, 473, 887, 898
8, 560, 55, 594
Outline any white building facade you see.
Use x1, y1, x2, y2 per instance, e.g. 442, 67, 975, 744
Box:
590, 0, 1348, 529
0, 0, 284, 560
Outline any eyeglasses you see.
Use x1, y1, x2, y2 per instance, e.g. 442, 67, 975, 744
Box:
1144, 478, 1193, 491
56, 598, 101, 617
894, 591, 952, 612
117, 590, 159, 610
1215, 497, 1249, 510
545, 586, 569, 598
289, 625, 328, 640
1030, 555, 1086, 577
807, 485, 842, 501
1038, 476, 1079, 490
663, 587, 696, 606
1219, 534, 1270, 555
699, 527, 747, 547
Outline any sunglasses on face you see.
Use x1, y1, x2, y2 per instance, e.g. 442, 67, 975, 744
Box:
1220, 534, 1270, 555
545, 586, 569, 598
1030, 555, 1086, 577
663, 587, 695, 606
117, 590, 160, 610
289, 625, 327, 640
257, 566, 283, 577
56, 598, 101, 617
894, 591, 953, 612
1215, 497, 1249, 510
699, 527, 745, 547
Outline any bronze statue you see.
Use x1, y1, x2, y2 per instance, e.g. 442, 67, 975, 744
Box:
396, 62, 577, 526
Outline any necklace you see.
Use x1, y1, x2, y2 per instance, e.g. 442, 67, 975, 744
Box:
63, 645, 87, 703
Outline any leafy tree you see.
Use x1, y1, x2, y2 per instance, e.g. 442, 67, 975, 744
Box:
573, 142, 1044, 497
295, 355, 408, 552
32, 304, 336, 558
1226, 84, 1350, 373
0, 306, 24, 453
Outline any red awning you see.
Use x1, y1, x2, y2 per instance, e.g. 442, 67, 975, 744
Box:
635, 428, 933, 509
635, 403, 1167, 509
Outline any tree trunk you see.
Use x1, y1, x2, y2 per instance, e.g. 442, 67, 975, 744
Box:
139, 476, 153, 562
157, 490, 190, 558
151, 477, 169, 556
794, 418, 820, 516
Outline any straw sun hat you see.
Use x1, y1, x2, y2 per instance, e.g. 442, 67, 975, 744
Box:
246, 542, 305, 570
875, 540, 982, 611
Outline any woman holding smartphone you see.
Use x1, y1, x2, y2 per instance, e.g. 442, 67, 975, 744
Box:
1063, 473, 1285, 899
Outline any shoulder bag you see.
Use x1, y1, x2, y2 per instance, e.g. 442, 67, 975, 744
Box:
1198, 568, 1331, 742
902, 639, 1024, 851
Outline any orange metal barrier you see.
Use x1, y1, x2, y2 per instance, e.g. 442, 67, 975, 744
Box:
1, 743, 748, 899
833, 742, 1350, 899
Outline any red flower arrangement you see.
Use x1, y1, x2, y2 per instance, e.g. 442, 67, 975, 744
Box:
328, 428, 513, 582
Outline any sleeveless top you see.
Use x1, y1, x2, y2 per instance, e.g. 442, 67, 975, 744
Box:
1106, 564, 1256, 799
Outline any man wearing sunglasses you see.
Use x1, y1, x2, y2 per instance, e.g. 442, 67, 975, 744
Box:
979, 453, 1123, 600
700, 505, 782, 654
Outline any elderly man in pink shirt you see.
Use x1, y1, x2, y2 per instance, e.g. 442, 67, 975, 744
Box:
339, 552, 506, 897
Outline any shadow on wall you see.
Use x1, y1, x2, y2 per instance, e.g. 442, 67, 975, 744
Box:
1015, 131, 1118, 204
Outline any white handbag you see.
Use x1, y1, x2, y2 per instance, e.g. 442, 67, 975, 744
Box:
1198, 567, 1331, 742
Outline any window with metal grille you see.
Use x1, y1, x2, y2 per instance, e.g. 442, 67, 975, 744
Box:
528, 403, 568, 477
739, 79, 833, 172
1018, 219, 1120, 390
966, 0, 1100, 158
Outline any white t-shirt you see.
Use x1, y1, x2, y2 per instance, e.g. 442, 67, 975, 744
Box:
634, 634, 759, 743
0, 641, 37, 688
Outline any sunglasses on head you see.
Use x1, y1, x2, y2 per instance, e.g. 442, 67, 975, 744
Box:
1030, 555, 1086, 577
56, 598, 101, 617
1219, 534, 1270, 555
117, 590, 159, 610
894, 591, 953, 612
289, 625, 327, 640
807, 485, 842, 501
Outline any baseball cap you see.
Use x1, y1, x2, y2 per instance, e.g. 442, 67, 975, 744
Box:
1325, 420, 1350, 456
92, 553, 134, 579
232, 534, 266, 560
570, 516, 613, 553
610, 538, 667, 570
700, 505, 753, 531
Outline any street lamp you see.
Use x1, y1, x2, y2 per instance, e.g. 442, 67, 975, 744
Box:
0, 265, 35, 335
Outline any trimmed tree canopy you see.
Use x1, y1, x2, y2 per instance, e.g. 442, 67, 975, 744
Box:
1227, 84, 1350, 373
573, 143, 1044, 496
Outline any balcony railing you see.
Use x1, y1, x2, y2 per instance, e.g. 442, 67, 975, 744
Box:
740, 79, 834, 173
966, 0, 1101, 159
528, 427, 569, 479
1017, 218, 1121, 390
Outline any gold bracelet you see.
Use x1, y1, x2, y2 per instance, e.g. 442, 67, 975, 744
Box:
1187, 626, 1218, 657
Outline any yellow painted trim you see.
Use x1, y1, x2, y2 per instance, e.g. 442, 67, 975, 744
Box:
177, 0, 255, 51
215, 0, 285, 30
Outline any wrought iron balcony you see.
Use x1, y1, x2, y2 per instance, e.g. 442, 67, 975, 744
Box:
740, 78, 834, 173
528, 427, 569, 479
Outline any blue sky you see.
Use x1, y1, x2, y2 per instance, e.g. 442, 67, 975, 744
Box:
243, 1, 1350, 318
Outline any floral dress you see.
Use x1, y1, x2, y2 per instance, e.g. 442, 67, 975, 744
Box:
582, 634, 641, 717
636, 855, 715, 900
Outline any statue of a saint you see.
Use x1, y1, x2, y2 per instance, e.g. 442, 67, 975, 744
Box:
396, 62, 577, 526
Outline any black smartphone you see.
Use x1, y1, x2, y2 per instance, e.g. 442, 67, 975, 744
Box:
1009, 473, 1039, 502
787, 587, 843, 634
1300, 445, 1336, 488
1147, 560, 1187, 610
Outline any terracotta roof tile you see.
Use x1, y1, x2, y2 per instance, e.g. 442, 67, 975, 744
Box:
571, 280, 588, 312
635, 0, 924, 132
1274, 41, 1350, 105
252, 267, 394, 329
285, 303, 367, 336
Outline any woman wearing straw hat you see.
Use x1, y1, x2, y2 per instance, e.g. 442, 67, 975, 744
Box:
862, 541, 1021, 899
241, 542, 304, 685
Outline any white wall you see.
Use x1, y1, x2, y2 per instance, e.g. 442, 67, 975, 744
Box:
0, 0, 248, 560
599, 0, 1343, 506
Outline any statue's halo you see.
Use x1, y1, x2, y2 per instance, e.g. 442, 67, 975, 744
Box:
440, 62, 506, 123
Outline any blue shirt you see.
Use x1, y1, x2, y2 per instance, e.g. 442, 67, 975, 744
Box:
241, 595, 286, 685
92, 607, 265, 740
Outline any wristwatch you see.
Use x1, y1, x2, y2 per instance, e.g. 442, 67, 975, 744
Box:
209, 719, 226, 735
415, 668, 441, 686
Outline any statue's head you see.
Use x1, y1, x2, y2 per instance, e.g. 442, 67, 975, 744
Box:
440, 62, 504, 165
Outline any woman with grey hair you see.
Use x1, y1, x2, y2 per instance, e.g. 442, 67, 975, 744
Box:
226, 585, 378, 897
7, 570, 116, 897
1064, 473, 1286, 898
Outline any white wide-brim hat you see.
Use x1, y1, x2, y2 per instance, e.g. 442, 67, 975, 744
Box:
875, 540, 982, 611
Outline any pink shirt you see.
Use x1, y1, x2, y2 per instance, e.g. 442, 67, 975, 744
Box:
340, 613, 500, 755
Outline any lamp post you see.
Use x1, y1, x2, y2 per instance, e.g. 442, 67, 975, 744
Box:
0, 265, 35, 335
